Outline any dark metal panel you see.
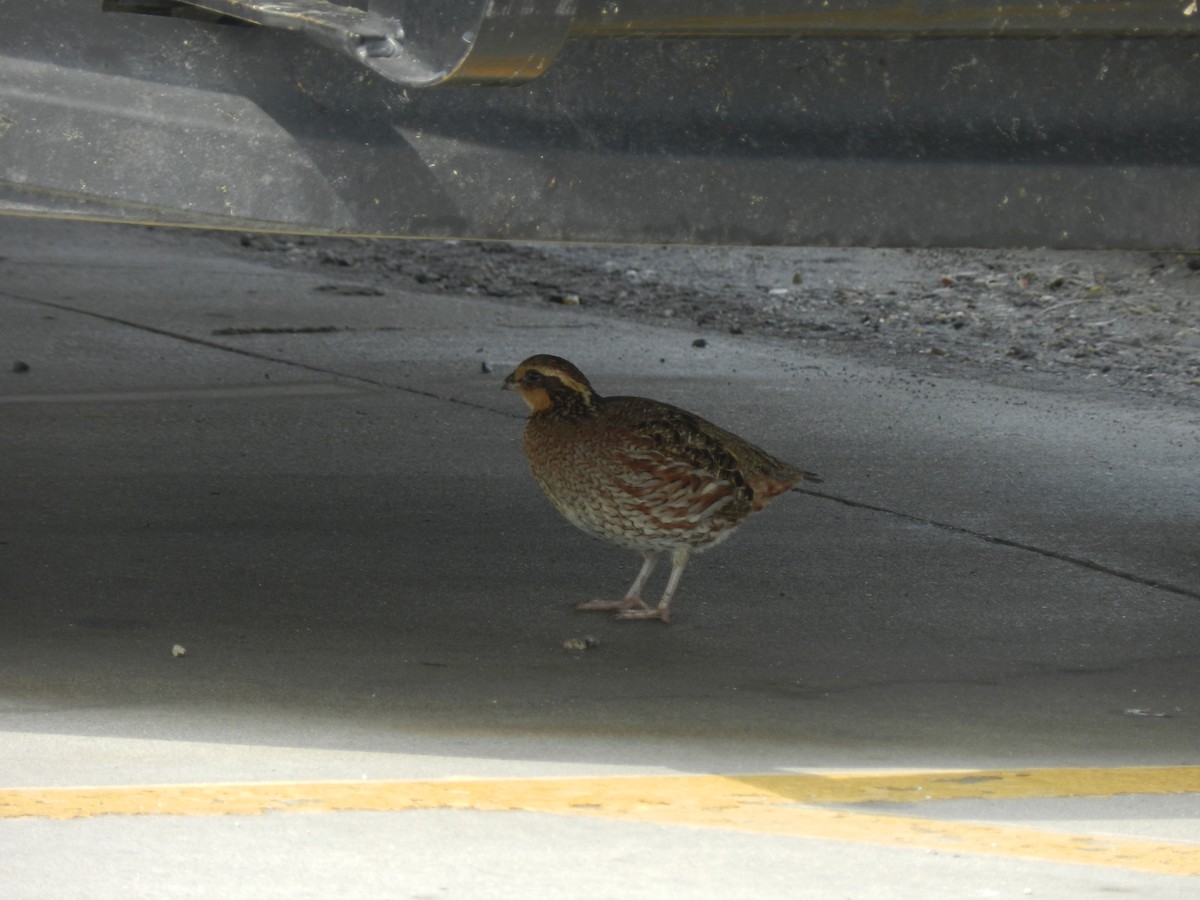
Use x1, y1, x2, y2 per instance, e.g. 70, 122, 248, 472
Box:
0, 0, 1197, 248
568, 0, 1200, 38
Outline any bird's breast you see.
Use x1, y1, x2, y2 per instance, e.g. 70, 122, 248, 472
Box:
522, 414, 751, 550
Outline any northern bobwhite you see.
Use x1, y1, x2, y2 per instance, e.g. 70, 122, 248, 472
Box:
503, 355, 820, 623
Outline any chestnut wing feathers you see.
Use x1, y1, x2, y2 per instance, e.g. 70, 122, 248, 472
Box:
603, 397, 801, 525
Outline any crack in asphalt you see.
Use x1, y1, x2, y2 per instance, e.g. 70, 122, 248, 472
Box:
9, 292, 1198, 604
795, 486, 1200, 602
4, 293, 506, 417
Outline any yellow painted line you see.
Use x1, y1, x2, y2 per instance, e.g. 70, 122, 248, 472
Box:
1, 768, 1197, 877
741, 765, 1200, 805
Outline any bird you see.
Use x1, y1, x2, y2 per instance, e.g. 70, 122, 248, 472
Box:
503, 354, 820, 623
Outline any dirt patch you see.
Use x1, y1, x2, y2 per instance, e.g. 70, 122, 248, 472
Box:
232, 233, 1200, 410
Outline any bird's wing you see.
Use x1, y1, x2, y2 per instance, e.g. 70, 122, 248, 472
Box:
601, 401, 753, 527
607, 396, 813, 512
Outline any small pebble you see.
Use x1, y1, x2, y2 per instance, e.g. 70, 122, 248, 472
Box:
562, 635, 599, 652
171, 644, 187, 658
12, 360, 30, 373
692, 338, 707, 348
319, 249, 352, 267
480, 360, 494, 374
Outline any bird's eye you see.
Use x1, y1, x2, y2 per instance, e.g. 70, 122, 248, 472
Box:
523, 370, 544, 384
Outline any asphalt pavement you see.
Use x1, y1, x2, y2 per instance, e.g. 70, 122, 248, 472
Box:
1, 217, 1198, 897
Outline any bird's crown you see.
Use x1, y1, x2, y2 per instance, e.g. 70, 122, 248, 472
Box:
503, 355, 597, 415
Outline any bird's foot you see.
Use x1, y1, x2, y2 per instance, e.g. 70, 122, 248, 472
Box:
613, 604, 671, 624
571, 595, 648, 619
575, 596, 650, 614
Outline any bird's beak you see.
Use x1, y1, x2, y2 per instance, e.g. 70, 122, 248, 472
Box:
502, 371, 518, 391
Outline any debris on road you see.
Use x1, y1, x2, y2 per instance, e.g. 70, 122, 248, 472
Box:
562, 635, 600, 652
235, 235, 1200, 408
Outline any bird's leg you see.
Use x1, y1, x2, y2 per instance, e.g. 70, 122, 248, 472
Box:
575, 550, 660, 614
614, 547, 690, 624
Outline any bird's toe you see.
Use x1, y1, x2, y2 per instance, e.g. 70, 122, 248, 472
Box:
613, 606, 671, 624
576, 595, 651, 614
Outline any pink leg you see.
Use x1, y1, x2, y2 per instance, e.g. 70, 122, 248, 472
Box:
575, 551, 660, 614
614, 547, 690, 624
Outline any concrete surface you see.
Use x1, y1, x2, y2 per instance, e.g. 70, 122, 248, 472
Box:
1, 217, 1197, 897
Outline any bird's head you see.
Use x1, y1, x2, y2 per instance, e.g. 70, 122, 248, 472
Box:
503, 355, 597, 416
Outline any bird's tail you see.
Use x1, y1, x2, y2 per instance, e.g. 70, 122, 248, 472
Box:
752, 465, 821, 509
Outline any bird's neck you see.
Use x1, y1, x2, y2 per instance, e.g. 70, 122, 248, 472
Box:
535, 390, 598, 421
